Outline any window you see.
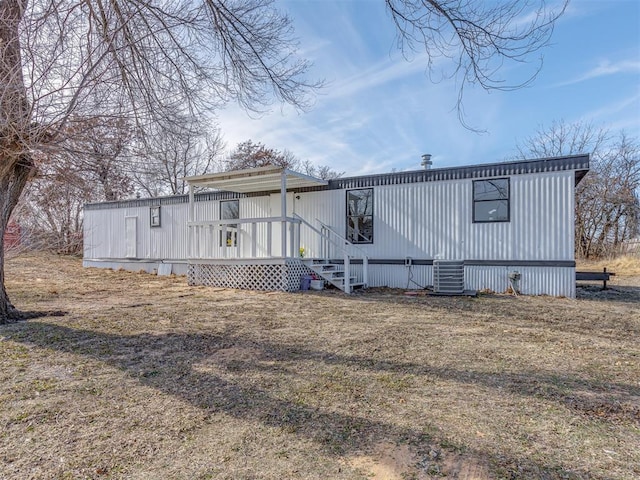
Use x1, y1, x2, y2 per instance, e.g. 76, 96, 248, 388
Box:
220, 200, 239, 247
473, 178, 509, 222
346, 188, 373, 243
150, 206, 161, 227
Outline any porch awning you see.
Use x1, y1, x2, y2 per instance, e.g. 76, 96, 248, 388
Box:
184, 166, 328, 193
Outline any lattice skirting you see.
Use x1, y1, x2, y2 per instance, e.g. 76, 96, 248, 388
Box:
188, 260, 313, 291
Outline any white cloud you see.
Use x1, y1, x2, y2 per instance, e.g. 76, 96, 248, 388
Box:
578, 90, 640, 131
554, 59, 640, 87
326, 54, 431, 100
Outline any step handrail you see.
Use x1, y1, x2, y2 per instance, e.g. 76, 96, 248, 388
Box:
292, 213, 349, 256
316, 219, 369, 260
292, 214, 368, 293
292, 214, 334, 245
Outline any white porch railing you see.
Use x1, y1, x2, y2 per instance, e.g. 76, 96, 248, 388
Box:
188, 214, 368, 294
188, 216, 301, 259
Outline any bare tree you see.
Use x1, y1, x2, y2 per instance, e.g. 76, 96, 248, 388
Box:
224, 140, 300, 171
0, 0, 318, 322
387, 0, 568, 128
134, 118, 225, 197
515, 120, 609, 160
10, 117, 134, 257
223, 140, 344, 180
16, 152, 98, 255
300, 159, 344, 180
64, 117, 135, 201
515, 121, 640, 258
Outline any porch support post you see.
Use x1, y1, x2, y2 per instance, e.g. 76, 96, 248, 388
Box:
281, 171, 287, 258
188, 184, 195, 259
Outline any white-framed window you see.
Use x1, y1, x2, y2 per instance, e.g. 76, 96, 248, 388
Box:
150, 206, 161, 227
220, 200, 239, 247
346, 188, 374, 243
473, 178, 510, 223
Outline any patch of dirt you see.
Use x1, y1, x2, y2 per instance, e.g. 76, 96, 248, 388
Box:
347, 441, 492, 480
348, 442, 418, 479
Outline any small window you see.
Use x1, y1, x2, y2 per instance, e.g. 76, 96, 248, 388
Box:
220, 200, 239, 247
473, 178, 509, 222
150, 206, 161, 227
347, 188, 373, 243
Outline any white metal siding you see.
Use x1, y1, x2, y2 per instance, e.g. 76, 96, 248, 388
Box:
294, 190, 344, 258
356, 265, 574, 297
509, 172, 574, 260
355, 171, 575, 262
150, 203, 190, 259
84, 203, 191, 260
465, 266, 575, 297
85, 170, 574, 263
240, 196, 271, 257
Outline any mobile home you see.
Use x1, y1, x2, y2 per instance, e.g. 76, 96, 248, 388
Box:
83, 154, 589, 297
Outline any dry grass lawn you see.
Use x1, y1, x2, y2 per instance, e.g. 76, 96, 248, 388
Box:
1, 253, 639, 480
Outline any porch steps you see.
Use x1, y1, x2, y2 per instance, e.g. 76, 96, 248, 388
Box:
307, 262, 366, 293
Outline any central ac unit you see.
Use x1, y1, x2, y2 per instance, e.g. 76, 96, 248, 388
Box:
433, 260, 465, 294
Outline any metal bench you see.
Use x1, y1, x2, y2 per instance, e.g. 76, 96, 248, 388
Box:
576, 268, 615, 290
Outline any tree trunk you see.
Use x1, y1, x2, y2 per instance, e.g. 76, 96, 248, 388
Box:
0, 0, 34, 323
0, 159, 33, 323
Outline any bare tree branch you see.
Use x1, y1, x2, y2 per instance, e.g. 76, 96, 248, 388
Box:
386, 0, 568, 129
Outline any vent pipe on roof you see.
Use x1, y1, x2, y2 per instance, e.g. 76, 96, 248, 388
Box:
421, 154, 432, 170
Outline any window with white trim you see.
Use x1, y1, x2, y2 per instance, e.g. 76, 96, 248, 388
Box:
220, 200, 239, 246
150, 206, 161, 227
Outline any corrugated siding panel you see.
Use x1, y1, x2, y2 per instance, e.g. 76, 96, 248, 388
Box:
84, 203, 191, 260
510, 172, 574, 260
352, 265, 574, 297
240, 196, 271, 257
365, 170, 574, 262
294, 190, 344, 258
148, 203, 189, 259
366, 265, 433, 290
465, 266, 575, 297
85, 170, 575, 263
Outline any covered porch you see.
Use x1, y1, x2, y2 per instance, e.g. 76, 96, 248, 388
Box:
186, 166, 327, 261
184, 166, 368, 293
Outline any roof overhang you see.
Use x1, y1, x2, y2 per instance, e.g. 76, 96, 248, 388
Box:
184, 166, 328, 193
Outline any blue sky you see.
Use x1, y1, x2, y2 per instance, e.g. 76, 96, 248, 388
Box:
216, 0, 640, 175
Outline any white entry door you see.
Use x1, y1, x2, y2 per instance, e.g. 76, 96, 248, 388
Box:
125, 216, 137, 258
